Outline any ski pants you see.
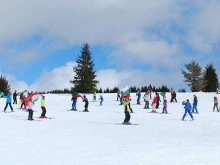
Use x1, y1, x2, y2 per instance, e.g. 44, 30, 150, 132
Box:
182, 109, 194, 120
41, 106, 46, 117
163, 105, 167, 113
100, 100, 103, 105
85, 102, 89, 110
192, 104, 198, 113
144, 101, 149, 109
137, 98, 140, 104
72, 101, 77, 109
13, 98, 17, 104
213, 103, 219, 112
124, 111, 130, 123
28, 109, 33, 119
4, 103, 13, 111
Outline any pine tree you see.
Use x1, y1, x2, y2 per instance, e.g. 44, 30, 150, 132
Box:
0, 75, 11, 95
203, 63, 219, 92
70, 43, 98, 93
181, 60, 203, 92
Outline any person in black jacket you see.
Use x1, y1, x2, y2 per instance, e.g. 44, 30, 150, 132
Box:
13, 91, 18, 104
156, 92, 161, 109
171, 91, 177, 103
192, 94, 198, 113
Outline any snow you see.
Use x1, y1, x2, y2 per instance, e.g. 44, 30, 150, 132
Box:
1, 92, 220, 165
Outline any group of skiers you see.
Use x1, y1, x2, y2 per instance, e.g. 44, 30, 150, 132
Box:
2, 91, 47, 120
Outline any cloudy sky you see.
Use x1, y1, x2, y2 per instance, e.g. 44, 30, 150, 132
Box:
0, 0, 220, 92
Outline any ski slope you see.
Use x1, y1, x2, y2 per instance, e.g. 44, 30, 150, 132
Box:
0, 92, 220, 165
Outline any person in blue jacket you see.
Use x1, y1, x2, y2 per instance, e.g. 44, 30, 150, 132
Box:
136, 91, 141, 104
99, 95, 103, 106
83, 95, 89, 112
3, 93, 14, 112
182, 99, 194, 121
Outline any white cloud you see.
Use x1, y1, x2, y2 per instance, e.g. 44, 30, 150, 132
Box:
29, 62, 75, 91
96, 68, 183, 90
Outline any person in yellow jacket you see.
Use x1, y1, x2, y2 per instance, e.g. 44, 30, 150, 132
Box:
122, 98, 131, 124
40, 95, 47, 118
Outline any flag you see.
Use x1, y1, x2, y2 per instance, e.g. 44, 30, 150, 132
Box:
0, 92, 4, 97
75, 93, 84, 100
122, 86, 130, 98
32, 94, 41, 103
25, 92, 39, 102
160, 92, 166, 98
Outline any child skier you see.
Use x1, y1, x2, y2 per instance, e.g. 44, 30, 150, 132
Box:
20, 95, 26, 109
83, 95, 89, 112
182, 99, 194, 121
213, 96, 219, 112
99, 95, 103, 106
27, 98, 34, 120
136, 91, 141, 104
93, 92, 96, 101
122, 98, 131, 124
71, 93, 77, 110
3, 93, 14, 112
143, 92, 150, 109
162, 97, 168, 113
40, 95, 47, 118
192, 94, 198, 113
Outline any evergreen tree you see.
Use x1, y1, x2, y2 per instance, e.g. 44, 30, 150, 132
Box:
70, 43, 99, 93
181, 60, 203, 92
0, 75, 11, 95
203, 63, 219, 92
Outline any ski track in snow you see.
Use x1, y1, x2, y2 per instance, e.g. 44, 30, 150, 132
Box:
0, 92, 220, 165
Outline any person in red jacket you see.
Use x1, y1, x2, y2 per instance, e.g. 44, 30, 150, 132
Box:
151, 95, 158, 113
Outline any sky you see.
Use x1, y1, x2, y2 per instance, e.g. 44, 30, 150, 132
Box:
0, 0, 220, 92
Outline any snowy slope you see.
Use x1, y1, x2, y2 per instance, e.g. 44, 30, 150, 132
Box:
0, 92, 220, 165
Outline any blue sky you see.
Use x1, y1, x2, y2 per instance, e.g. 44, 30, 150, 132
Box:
0, 0, 220, 92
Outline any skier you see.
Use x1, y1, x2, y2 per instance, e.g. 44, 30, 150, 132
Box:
20, 95, 26, 109
151, 95, 158, 113
155, 92, 161, 109
170, 88, 174, 102
117, 91, 120, 101
3, 93, 14, 112
120, 91, 124, 105
192, 94, 198, 113
13, 91, 18, 104
213, 96, 219, 112
40, 95, 47, 118
143, 92, 150, 109
162, 97, 168, 113
83, 95, 89, 112
182, 99, 194, 121
27, 97, 34, 120
171, 90, 177, 103
71, 93, 77, 110
99, 95, 103, 106
122, 98, 131, 124
93, 92, 96, 101
136, 91, 141, 104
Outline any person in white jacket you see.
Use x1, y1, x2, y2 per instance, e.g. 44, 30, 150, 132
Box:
143, 92, 150, 109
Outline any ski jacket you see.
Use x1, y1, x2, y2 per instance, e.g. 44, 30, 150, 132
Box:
136, 92, 141, 98
163, 99, 167, 106
41, 98, 45, 107
182, 102, 192, 110
193, 97, 198, 105
83, 97, 89, 103
27, 101, 34, 109
143, 94, 149, 101
13, 92, 18, 99
123, 101, 130, 112
214, 97, 218, 104
152, 96, 158, 104
4, 95, 12, 103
